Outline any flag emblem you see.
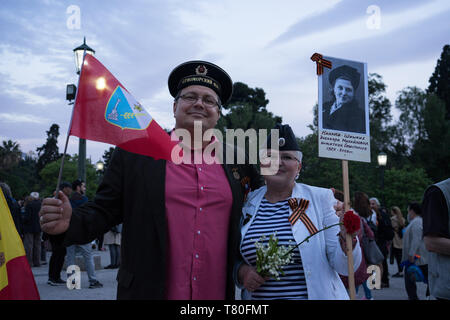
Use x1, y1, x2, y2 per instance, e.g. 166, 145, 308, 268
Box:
105, 86, 152, 130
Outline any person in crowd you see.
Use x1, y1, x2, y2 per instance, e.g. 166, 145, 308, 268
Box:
422, 178, 450, 300
236, 124, 362, 300
23, 192, 42, 267
369, 197, 394, 288
65, 179, 103, 289
104, 224, 122, 269
39, 60, 262, 299
402, 202, 429, 300
47, 182, 72, 286
0, 182, 23, 238
390, 206, 405, 277
343, 191, 374, 300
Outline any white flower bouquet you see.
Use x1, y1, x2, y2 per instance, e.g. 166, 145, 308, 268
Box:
254, 233, 294, 280
255, 220, 347, 280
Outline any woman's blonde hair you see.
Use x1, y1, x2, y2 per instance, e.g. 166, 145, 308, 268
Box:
391, 206, 405, 227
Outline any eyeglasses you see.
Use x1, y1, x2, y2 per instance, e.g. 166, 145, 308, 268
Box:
263, 154, 300, 163
280, 155, 300, 162
177, 93, 220, 109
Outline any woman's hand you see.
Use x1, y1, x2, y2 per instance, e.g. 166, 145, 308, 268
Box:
238, 264, 266, 292
334, 200, 344, 219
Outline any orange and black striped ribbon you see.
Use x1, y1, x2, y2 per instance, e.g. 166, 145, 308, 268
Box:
310, 53, 332, 75
288, 198, 318, 235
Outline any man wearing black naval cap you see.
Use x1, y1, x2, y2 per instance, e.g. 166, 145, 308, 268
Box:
39, 60, 262, 300
322, 65, 366, 134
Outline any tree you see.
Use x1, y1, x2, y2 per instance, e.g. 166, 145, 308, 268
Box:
36, 124, 61, 174
217, 82, 281, 132
0, 140, 22, 170
102, 147, 115, 171
395, 86, 427, 148
39, 155, 99, 199
428, 44, 450, 120
382, 166, 432, 213
410, 94, 450, 182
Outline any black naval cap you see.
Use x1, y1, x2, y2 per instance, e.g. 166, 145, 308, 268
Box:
328, 65, 361, 90
59, 181, 71, 189
168, 60, 233, 105
267, 123, 301, 152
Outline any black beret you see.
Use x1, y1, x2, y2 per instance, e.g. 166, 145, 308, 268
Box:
328, 65, 360, 90
168, 60, 233, 104
267, 123, 301, 152
59, 181, 71, 189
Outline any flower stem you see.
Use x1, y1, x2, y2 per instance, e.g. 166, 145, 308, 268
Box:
284, 222, 342, 256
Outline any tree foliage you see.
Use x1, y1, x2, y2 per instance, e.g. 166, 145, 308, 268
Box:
0, 140, 22, 170
382, 166, 432, 213
39, 155, 99, 199
36, 124, 61, 174
217, 82, 281, 132
102, 147, 115, 171
428, 44, 450, 120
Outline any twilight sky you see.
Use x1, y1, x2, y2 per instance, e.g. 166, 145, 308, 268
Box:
0, 0, 449, 163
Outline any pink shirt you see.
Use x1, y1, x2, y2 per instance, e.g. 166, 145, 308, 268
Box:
164, 134, 233, 299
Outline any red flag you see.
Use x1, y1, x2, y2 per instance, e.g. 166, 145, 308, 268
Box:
70, 54, 178, 160
0, 190, 40, 300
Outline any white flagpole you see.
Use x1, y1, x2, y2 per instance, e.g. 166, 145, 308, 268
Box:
54, 49, 87, 198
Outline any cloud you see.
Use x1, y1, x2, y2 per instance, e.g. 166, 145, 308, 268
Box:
269, 0, 435, 46
0, 112, 48, 124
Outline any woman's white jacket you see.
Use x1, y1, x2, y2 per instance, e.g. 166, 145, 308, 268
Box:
238, 183, 362, 300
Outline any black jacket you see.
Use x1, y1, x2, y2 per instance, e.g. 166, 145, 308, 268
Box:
322, 100, 366, 134
23, 199, 42, 234
6, 196, 23, 236
62, 146, 262, 299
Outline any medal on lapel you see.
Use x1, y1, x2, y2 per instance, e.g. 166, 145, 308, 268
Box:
232, 167, 240, 180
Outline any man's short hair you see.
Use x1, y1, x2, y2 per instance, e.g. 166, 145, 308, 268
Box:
59, 181, 72, 190
408, 202, 422, 216
72, 179, 84, 191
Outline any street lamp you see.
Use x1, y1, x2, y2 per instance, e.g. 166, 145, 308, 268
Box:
73, 37, 95, 74
377, 152, 387, 207
96, 160, 104, 172
73, 37, 95, 182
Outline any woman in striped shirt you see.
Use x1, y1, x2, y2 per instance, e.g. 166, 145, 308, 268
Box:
235, 124, 362, 300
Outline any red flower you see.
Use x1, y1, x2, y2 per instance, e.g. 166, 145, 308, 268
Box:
343, 210, 361, 234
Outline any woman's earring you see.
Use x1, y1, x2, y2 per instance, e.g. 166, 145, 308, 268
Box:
295, 174, 300, 181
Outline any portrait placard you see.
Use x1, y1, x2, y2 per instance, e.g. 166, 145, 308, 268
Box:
318, 56, 370, 162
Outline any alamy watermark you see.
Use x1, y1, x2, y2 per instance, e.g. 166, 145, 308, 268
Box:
366, 265, 381, 289
66, 264, 81, 290
170, 122, 283, 175
66, 5, 81, 30
366, 5, 381, 30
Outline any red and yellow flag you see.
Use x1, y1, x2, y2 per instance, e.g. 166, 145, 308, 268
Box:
70, 54, 178, 160
0, 189, 40, 300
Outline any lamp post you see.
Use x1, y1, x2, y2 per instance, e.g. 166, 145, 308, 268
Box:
73, 37, 95, 182
96, 160, 104, 184
96, 160, 104, 172
377, 152, 387, 207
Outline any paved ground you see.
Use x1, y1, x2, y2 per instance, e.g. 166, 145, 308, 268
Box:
33, 248, 431, 300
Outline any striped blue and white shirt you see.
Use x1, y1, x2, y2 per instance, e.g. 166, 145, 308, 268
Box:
241, 198, 308, 300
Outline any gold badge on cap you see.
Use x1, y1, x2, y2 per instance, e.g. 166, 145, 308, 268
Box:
279, 137, 285, 147
232, 167, 240, 180
195, 65, 208, 76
